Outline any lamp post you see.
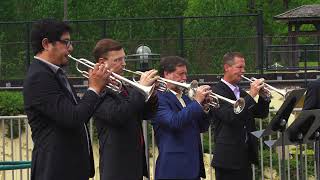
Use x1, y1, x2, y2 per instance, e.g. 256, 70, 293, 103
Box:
136, 45, 152, 71
63, 0, 68, 20
126, 45, 160, 71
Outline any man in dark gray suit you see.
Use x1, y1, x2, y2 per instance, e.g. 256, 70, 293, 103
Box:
23, 19, 110, 180
210, 52, 270, 180
93, 38, 159, 180
303, 78, 320, 178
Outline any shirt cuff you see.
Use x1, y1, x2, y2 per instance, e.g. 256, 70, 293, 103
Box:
88, 87, 100, 96
194, 100, 210, 113
203, 107, 210, 114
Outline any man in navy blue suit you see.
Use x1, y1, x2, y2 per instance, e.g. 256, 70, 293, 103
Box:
152, 56, 212, 180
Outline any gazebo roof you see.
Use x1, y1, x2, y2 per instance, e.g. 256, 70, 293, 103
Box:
274, 4, 320, 22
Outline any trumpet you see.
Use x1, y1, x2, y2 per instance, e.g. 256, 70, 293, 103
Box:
187, 82, 245, 114
123, 68, 192, 92
241, 75, 289, 99
207, 92, 246, 114
68, 55, 155, 101
123, 68, 245, 113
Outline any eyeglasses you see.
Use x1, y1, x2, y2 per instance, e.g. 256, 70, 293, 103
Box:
102, 57, 125, 62
58, 39, 72, 47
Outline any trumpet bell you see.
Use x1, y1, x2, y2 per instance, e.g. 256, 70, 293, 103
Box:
233, 98, 245, 114
186, 80, 199, 98
138, 83, 156, 102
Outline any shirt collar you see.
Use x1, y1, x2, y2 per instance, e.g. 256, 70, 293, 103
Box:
169, 89, 183, 98
34, 56, 62, 74
221, 78, 239, 92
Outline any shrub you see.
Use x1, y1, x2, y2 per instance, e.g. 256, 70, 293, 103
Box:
0, 91, 25, 138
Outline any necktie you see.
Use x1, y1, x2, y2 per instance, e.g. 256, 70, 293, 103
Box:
57, 69, 77, 103
176, 93, 186, 107
244, 125, 248, 143
120, 86, 129, 97
234, 86, 240, 100
120, 86, 143, 148
138, 125, 144, 149
234, 86, 248, 142
57, 69, 90, 154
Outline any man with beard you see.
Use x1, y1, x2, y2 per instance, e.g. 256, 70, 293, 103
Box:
23, 19, 110, 180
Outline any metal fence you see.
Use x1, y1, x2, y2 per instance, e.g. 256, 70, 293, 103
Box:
0, 109, 319, 180
0, 13, 263, 80
265, 43, 320, 71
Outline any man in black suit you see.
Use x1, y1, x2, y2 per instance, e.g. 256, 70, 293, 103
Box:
303, 79, 320, 110
210, 52, 270, 180
92, 38, 159, 180
23, 19, 110, 180
303, 78, 320, 178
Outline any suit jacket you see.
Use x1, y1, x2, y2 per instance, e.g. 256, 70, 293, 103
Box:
23, 59, 100, 180
94, 86, 158, 180
210, 81, 270, 169
303, 79, 320, 166
303, 79, 320, 110
152, 91, 210, 180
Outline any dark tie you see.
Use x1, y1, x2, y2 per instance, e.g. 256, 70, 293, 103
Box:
57, 69, 77, 103
120, 86, 129, 97
58, 69, 91, 154
120, 87, 144, 148
138, 125, 144, 149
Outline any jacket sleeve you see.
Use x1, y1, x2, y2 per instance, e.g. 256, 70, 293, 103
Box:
211, 84, 271, 126
210, 86, 257, 127
251, 96, 270, 118
142, 93, 159, 120
153, 93, 206, 130
198, 113, 210, 133
23, 71, 101, 129
93, 89, 147, 127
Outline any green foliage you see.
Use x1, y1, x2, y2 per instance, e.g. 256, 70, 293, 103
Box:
0, 91, 24, 116
0, 91, 25, 139
256, 147, 316, 179
254, 113, 317, 179
1, 0, 320, 77
202, 131, 211, 153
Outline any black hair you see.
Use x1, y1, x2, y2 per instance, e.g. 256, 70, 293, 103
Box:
31, 18, 72, 55
159, 56, 188, 77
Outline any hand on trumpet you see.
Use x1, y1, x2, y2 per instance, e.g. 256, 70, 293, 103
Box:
202, 93, 215, 111
248, 78, 265, 98
88, 63, 112, 94
193, 85, 212, 104
258, 86, 272, 100
139, 69, 160, 86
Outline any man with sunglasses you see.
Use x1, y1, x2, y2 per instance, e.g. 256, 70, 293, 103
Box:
23, 19, 110, 180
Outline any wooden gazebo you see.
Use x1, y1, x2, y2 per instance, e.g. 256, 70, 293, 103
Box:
274, 4, 320, 67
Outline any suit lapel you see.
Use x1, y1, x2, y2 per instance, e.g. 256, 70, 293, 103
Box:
35, 60, 78, 104
182, 94, 192, 105
166, 91, 184, 109
54, 73, 78, 104
239, 89, 247, 98
217, 81, 237, 100
69, 81, 80, 103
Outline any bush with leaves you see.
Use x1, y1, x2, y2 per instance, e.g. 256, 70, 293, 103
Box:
0, 91, 25, 138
